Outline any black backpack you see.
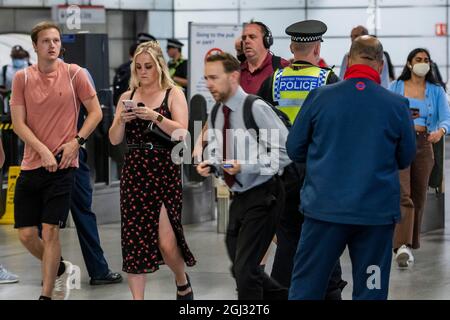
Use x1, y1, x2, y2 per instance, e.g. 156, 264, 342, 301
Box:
210, 94, 301, 186
211, 94, 305, 192
210, 94, 291, 141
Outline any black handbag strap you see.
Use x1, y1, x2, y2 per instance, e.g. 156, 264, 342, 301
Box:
159, 88, 172, 116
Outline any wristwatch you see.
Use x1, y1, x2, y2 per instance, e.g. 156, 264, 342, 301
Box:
75, 135, 87, 146
440, 127, 447, 135
156, 114, 164, 123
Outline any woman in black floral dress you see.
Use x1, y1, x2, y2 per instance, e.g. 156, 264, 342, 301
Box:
109, 41, 195, 300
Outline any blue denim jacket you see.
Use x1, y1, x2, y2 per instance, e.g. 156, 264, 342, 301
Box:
389, 80, 450, 134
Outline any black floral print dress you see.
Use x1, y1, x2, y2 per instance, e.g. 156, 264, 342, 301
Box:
120, 89, 196, 274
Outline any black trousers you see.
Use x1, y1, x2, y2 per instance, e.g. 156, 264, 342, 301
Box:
226, 176, 285, 300
271, 163, 347, 299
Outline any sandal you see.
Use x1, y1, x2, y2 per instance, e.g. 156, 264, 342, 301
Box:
176, 273, 194, 300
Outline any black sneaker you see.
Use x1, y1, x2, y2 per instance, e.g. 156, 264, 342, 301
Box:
89, 271, 123, 285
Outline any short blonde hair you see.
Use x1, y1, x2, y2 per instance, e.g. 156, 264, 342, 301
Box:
31, 21, 61, 44
129, 41, 175, 91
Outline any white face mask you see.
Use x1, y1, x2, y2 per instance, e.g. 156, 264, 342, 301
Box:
411, 63, 430, 77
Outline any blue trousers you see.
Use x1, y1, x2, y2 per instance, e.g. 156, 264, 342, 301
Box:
70, 148, 109, 279
271, 164, 345, 299
289, 217, 394, 300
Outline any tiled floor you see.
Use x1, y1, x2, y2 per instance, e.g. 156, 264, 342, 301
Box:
1, 216, 450, 300
1, 141, 450, 300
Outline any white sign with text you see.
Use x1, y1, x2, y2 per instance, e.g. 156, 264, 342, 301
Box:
188, 23, 242, 113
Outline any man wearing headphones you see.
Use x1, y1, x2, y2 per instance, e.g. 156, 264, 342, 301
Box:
240, 21, 290, 94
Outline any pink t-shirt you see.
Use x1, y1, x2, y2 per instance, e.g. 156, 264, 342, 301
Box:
10, 60, 96, 170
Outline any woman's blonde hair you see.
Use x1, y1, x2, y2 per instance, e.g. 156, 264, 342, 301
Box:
129, 41, 175, 91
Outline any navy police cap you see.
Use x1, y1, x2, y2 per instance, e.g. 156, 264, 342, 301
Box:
167, 38, 184, 49
285, 20, 327, 43
137, 32, 156, 44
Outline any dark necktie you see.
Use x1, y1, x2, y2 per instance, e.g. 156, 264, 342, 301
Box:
222, 105, 235, 188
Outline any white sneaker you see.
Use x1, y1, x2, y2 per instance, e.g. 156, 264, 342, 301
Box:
0, 265, 19, 284
396, 245, 414, 269
52, 260, 73, 300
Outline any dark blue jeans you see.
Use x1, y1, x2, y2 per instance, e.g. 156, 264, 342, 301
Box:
70, 148, 109, 279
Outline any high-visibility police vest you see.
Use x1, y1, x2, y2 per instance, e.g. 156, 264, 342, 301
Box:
168, 57, 186, 78
272, 64, 331, 122
168, 57, 187, 92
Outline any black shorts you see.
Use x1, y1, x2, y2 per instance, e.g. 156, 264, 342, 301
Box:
14, 167, 75, 229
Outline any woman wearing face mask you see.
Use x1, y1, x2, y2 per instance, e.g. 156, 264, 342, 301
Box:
389, 48, 450, 269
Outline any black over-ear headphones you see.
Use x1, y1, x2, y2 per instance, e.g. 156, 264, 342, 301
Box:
250, 21, 273, 49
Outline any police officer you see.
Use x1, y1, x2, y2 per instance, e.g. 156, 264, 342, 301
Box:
167, 38, 188, 94
258, 20, 338, 120
258, 20, 347, 300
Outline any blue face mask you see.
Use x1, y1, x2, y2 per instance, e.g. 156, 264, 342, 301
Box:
12, 59, 28, 69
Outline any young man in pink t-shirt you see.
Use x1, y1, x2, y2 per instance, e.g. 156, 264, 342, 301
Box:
9, 21, 102, 300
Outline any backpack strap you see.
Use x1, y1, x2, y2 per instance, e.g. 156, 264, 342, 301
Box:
211, 94, 276, 144
271, 55, 282, 70
243, 94, 291, 150
210, 101, 221, 129
67, 64, 81, 126
69, 64, 82, 81
243, 94, 260, 143
211, 95, 260, 133
2, 65, 7, 86
24, 67, 28, 86
243, 94, 266, 146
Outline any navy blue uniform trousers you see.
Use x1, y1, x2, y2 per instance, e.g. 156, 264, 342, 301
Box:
271, 163, 345, 299
289, 217, 394, 300
70, 148, 109, 279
